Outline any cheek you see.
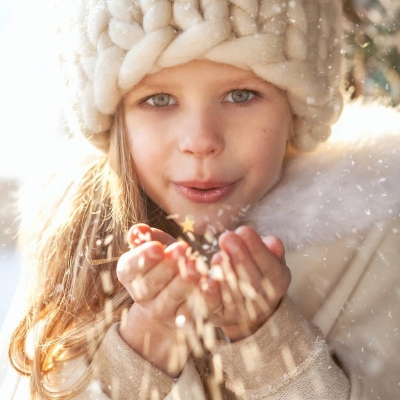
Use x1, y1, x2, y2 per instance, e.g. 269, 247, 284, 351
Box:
251, 121, 288, 165
251, 145, 284, 183
245, 123, 289, 196
126, 131, 158, 183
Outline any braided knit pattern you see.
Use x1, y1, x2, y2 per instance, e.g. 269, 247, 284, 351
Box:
61, 0, 344, 151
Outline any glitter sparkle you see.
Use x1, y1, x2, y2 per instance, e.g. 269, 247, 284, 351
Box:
179, 214, 195, 233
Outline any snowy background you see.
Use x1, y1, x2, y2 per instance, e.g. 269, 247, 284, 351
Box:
0, 0, 64, 329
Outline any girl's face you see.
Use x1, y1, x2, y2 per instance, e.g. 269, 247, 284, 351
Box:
124, 60, 291, 235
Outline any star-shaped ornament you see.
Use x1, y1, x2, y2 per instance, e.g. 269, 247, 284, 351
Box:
180, 215, 195, 233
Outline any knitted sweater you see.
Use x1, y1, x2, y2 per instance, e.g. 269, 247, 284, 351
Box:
1, 101, 399, 399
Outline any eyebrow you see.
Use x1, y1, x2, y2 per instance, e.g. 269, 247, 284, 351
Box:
131, 82, 182, 95
219, 76, 273, 88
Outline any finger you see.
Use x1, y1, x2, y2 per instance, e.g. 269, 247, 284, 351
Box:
235, 226, 291, 301
128, 224, 177, 250
117, 241, 164, 284
150, 228, 177, 247
129, 257, 177, 302
209, 250, 244, 311
127, 224, 152, 248
133, 242, 202, 305
165, 241, 189, 279
234, 226, 286, 274
218, 231, 260, 291
200, 272, 251, 325
148, 272, 198, 320
219, 230, 289, 316
261, 235, 286, 263
200, 275, 222, 314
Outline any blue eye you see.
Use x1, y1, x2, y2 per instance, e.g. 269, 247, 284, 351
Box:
146, 94, 176, 107
226, 90, 255, 103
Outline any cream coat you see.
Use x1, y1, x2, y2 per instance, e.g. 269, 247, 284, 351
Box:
1, 101, 399, 399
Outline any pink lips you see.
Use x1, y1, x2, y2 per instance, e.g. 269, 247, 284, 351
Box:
173, 181, 237, 203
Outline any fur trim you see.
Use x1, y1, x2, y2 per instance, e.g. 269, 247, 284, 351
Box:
245, 101, 400, 250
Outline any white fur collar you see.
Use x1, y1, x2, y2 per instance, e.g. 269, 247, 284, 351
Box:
245, 101, 400, 250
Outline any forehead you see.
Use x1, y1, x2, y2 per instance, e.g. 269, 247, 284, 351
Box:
132, 60, 277, 91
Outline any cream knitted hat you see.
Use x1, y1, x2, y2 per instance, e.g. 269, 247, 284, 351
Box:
62, 0, 344, 152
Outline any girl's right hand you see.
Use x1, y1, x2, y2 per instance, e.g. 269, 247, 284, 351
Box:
118, 224, 201, 325
116, 224, 202, 377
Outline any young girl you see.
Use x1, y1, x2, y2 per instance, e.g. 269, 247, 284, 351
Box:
2, 0, 400, 399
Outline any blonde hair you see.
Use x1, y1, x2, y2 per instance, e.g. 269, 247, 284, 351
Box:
8, 108, 180, 399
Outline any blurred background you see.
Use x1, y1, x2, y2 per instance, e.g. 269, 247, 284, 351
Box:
0, 0, 399, 329
0, 0, 64, 327
343, 0, 400, 104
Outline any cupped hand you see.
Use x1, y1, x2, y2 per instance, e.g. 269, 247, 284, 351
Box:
116, 223, 205, 376
117, 224, 203, 327
200, 225, 291, 341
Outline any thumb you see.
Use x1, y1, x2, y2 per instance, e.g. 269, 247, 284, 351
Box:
261, 235, 286, 263
150, 227, 177, 247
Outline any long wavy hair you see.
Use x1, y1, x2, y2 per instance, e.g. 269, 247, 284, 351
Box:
8, 107, 182, 399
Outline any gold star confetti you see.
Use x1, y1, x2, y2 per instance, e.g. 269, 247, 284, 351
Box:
179, 214, 195, 233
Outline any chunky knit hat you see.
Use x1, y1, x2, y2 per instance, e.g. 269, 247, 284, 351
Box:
62, 0, 344, 152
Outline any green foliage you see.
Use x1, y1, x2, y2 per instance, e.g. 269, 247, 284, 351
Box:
343, 0, 400, 104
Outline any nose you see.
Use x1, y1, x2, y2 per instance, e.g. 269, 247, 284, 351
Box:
178, 108, 225, 157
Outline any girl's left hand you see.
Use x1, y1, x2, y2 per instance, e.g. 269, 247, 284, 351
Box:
200, 225, 291, 341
